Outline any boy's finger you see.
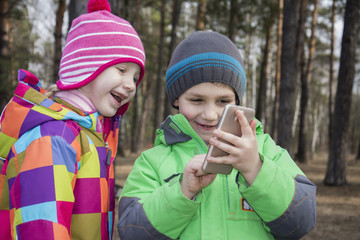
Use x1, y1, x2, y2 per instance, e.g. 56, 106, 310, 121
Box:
235, 110, 252, 135
208, 135, 237, 155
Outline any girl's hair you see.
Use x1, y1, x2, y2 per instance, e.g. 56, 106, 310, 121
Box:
45, 84, 60, 98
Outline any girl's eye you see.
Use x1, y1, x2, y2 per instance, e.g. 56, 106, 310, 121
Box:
133, 77, 139, 83
117, 67, 126, 73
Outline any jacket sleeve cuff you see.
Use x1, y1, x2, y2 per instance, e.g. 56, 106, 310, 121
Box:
236, 153, 295, 222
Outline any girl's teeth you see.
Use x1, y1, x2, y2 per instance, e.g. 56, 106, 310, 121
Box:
112, 94, 122, 103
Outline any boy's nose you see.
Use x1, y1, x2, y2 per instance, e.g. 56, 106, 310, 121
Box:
202, 105, 219, 121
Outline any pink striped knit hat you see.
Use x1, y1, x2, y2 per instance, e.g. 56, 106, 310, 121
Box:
57, 0, 145, 92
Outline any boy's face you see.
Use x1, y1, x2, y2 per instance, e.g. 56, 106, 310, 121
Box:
173, 82, 236, 145
79, 62, 140, 117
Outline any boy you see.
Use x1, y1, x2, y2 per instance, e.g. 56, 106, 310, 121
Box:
117, 31, 316, 240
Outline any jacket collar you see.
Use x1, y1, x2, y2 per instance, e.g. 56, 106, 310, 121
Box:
157, 114, 207, 152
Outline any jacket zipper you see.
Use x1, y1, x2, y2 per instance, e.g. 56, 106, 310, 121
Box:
105, 141, 112, 239
105, 141, 112, 166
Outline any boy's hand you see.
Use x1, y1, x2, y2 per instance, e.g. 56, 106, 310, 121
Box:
207, 110, 262, 185
180, 154, 217, 199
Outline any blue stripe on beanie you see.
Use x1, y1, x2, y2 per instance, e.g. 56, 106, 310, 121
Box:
166, 52, 246, 94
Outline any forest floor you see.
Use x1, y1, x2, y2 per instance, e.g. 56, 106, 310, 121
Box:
113, 151, 360, 240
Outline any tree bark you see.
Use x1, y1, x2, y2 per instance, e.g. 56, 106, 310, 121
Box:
297, 0, 318, 163
277, 0, 301, 155
137, 76, 153, 151
163, 0, 182, 121
271, 0, 283, 140
196, 0, 207, 30
228, 0, 238, 42
324, 0, 360, 185
113, 0, 129, 156
0, 0, 11, 111
256, 1, 275, 124
357, 135, 360, 160
328, 0, 336, 149
53, 0, 66, 84
131, 0, 141, 153
152, 0, 166, 141
68, 0, 87, 32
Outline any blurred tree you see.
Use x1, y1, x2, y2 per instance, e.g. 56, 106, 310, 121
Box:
277, 0, 301, 155
256, 0, 276, 124
130, 0, 142, 153
328, 0, 336, 149
152, 0, 166, 141
228, 0, 238, 42
324, 0, 360, 185
297, 0, 319, 163
68, 0, 87, 31
163, 0, 183, 120
0, 0, 31, 110
0, 0, 12, 111
271, 0, 283, 140
196, 0, 206, 30
357, 135, 360, 160
52, 0, 66, 84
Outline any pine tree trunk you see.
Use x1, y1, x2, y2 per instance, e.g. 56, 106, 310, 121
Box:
138, 79, 152, 151
324, 0, 360, 185
196, 0, 207, 30
256, 0, 275, 124
112, 0, 129, 156
152, 0, 166, 141
277, 0, 301, 155
228, 0, 238, 42
0, 0, 11, 111
295, 0, 308, 161
163, 0, 182, 120
271, 0, 283, 140
130, 94, 139, 153
67, 0, 87, 31
328, 0, 336, 150
297, 0, 318, 163
53, 0, 66, 84
356, 135, 360, 160
130, 0, 142, 153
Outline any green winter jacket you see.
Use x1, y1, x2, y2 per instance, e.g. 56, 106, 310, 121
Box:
117, 114, 316, 240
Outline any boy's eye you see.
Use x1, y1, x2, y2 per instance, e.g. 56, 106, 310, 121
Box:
218, 99, 231, 104
190, 98, 203, 102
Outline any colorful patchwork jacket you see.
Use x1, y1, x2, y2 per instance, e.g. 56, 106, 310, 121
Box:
0, 70, 119, 239
118, 114, 316, 240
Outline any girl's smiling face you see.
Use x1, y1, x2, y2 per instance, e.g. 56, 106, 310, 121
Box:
79, 62, 140, 117
173, 82, 236, 145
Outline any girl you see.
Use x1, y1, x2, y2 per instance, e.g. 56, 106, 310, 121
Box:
0, 0, 145, 239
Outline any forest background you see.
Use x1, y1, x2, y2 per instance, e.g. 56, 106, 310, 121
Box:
1, 0, 360, 239
1, 0, 359, 183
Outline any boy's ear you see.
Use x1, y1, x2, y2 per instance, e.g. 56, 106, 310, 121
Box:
173, 99, 179, 107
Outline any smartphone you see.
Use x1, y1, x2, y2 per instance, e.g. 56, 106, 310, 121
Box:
202, 104, 255, 175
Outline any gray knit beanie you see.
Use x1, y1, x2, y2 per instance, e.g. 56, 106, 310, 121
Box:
165, 31, 246, 107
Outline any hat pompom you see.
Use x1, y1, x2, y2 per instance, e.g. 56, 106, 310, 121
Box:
87, 0, 111, 13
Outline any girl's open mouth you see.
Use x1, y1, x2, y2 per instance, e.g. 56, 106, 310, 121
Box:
111, 93, 123, 104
